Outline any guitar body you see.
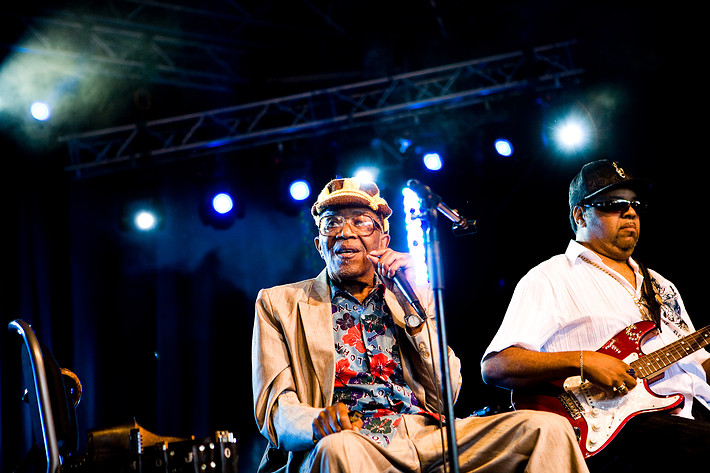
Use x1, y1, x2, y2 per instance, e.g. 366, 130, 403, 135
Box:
512, 321, 685, 458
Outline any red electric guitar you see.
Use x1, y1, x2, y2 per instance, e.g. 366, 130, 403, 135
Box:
511, 321, 710, 457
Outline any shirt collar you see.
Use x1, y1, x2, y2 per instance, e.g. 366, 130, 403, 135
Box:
327, 273, 386, 302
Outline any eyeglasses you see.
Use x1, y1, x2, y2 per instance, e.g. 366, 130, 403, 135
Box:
582, 199, 647, 214
318, 214, 381, 236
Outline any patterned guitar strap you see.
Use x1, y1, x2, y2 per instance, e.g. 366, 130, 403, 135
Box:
638, 260, 710, 422
636, 260, 662, 332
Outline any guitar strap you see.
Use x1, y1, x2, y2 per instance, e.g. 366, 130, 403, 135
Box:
636, 260, 662, 332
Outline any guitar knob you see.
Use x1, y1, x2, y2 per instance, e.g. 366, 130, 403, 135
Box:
590, 408, 601, 418
591, 423, 601, 432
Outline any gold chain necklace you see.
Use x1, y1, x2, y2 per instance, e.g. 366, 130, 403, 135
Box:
579, 255, 651, 320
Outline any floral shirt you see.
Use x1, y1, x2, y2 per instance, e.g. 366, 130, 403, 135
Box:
330, 277, 428, 447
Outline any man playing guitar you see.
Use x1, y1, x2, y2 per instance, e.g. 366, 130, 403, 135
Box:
481, 160, 710, 472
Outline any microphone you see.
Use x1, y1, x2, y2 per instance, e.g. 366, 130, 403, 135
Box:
393, 269, 427, 321
407, 179, 477, 236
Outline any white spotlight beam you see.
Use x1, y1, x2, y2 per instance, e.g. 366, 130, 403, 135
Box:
60, 41, 584, 177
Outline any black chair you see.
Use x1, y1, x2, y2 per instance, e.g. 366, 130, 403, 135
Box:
9, 319, 80, 473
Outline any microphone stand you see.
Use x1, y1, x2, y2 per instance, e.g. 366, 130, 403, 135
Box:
408, 180, 477, 473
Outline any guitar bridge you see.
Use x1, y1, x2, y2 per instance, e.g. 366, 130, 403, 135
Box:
558, 391, 583, 419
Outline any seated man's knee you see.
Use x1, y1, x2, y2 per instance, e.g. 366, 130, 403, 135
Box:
304, 431, 384, 473
313, 430, 364, 457
517, 410, 575, 437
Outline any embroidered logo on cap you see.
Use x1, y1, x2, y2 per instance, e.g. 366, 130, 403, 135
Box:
613, 162, 627, 179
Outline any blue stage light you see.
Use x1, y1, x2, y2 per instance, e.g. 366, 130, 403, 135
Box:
200, 187, 241, 229
212, 192, 234, 214
133, 210, 158, 232
422, 153, 442, 171
397, 138, 412, 153
494, 139, 514, 157
289, 180, 311, 201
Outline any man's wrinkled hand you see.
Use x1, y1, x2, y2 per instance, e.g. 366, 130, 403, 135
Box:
312, 403, 363, 443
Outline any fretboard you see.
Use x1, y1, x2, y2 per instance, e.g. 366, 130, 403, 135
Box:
631, 325, 710, 379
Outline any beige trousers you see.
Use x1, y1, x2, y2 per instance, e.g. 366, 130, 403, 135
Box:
301, 410, 589, 473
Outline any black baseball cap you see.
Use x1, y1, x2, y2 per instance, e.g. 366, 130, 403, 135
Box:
568, 160, 652, 232
569, 160, 652, 209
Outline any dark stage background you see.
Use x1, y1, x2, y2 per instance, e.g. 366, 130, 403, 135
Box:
2, 2, 708, 472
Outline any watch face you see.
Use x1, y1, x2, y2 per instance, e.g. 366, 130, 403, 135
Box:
407, 315, 422, 327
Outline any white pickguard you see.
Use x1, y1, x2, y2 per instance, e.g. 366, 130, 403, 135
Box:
562, 353, 682, 453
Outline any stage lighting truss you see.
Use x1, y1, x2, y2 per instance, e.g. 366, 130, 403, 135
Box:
11, 9, 248, 94
61, 40, 583, 177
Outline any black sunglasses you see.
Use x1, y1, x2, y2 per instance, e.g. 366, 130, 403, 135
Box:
582, 199, 647, 213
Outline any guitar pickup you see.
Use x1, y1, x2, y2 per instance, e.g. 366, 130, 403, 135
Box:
558, 391, 584, 420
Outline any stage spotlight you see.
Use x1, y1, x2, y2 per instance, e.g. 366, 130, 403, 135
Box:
353, 167, 378, 183
200, 187, 241, 229
494, 139, 514, 157
121, 197, 164, 232
134, 210, 158, 232
554, 117, 591, 152
289, 180, 311, 201
212, 192, 234, 214
277, 172, 312, 215
557, 123, 584, 146
422, 152, 443, 171
397, 138, 413, 154
30, 101, 51, 121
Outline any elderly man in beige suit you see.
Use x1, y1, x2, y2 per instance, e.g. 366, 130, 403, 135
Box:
252, 178, 589, 473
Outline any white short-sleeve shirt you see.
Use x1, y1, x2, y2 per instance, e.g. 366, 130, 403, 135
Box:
483, 240, 710, 419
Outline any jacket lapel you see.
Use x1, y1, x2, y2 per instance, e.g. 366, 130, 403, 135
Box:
298, 269, 335, 406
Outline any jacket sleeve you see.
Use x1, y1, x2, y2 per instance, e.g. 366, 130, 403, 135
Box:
251, 287, 321, 452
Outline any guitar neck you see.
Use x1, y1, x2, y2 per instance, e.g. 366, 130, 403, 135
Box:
631, 325, 710, 379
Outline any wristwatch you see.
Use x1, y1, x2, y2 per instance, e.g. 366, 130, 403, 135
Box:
405, 313, 425, 329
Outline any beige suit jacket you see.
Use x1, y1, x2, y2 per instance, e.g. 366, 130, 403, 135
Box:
252, 269, 462, 472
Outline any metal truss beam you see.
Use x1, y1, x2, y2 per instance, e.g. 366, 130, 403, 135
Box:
61, 40, 584, 177
8, 11, 251, 93
8, 0, 340, 94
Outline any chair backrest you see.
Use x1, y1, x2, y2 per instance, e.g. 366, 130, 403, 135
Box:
9, 319, 79, 473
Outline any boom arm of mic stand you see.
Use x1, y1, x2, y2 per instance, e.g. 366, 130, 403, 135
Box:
407, 179, 476, 237
436, 202, 477, 237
